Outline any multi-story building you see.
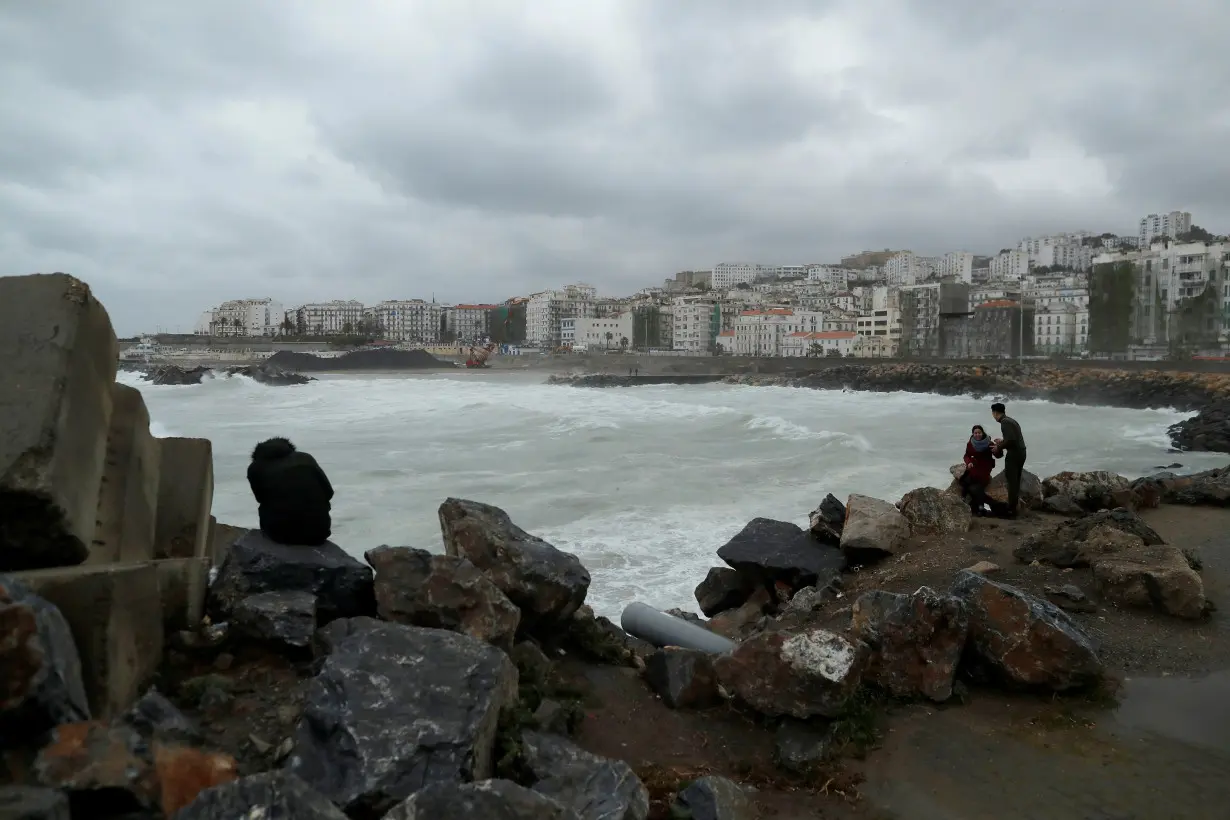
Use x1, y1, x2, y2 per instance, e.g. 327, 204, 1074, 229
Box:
1034, 303, 1088, 355
672, 296, 721, 353
990, 250, 1029, 281
662, 270, 713, 291
1139, 211, 1193, 246
805, 265, 849, 290
447, 304, 498, 341
366, 300, 443, 342
884, 251, 937, 287
936, 252, 974, 283
855, 307, 902, 347
781, 330, 858, 357
561, 314, 635, 351
195, 298, 286, 336
898, 282, 971, 357
711, 263, 760, 290
1024, 271, 1089, 312
526, 284, 597, 348
294, 300, 367, 336
731, 309, 826, 356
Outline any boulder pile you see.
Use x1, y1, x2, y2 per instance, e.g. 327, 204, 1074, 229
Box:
1168, 398, 1230, 454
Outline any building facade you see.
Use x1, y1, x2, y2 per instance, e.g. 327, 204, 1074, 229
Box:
294, 300, 367, 336
990, 250, 1029, 281
561, 314, 634, 350
195, 298, 286, 336
1139, 211, 1193, 246
526, 284, 597, 348
367, 300, 443, 342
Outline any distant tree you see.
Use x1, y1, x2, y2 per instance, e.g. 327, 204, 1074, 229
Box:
604, 331, 614, 349
735, 283, 752, 290
280, 317, 295, 336
619, 336, 629, 350
1177, 225, 1215, 242
807, 342, 824, 357
341, 321, 353, 334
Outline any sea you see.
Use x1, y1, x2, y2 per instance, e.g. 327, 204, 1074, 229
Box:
117, 370, 1227, 618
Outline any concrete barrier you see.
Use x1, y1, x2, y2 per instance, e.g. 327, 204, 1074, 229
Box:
0, 273, 119, 571
206, 515, 251, 567
155, 438, 215, 560
156, 556, 211, 632
13, 562, 163, 719
91, 384, 160, 564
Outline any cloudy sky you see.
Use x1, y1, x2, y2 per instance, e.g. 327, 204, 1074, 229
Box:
2, 1, 1227, 334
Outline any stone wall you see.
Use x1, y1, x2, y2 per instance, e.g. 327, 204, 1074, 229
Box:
1, 272, 219, 719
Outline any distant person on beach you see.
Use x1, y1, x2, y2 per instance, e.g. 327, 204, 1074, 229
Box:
990, 402, 1027, 518
959, 424, 998, 516
247, 437, 334, 546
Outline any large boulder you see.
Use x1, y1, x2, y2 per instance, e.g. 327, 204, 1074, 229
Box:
206, 530, 375, 624
1014, 510, 1165, 568
714, 628, 866, 719
287, 621, 518, 817
145, 365, 211, 386
0, 576, 90, 737
672, 776, 753, 820
0, 786, 70, 820
1137, 466, 1230, 507
984, 468, 1043, 511
365, 545, 520, 650
384, 779, 580, 820
231, 590, 317, 650
175, 771, 346, 820
950, 571, 1103, 691
520, 731, 650, 820
840, 495, 909, 562
1167, 399, 1230, 454
897, 487, 971, 535
438, 499, 590, 634
1040, 471, 1136, 515
808, 493, 846, 545
1091, 544, 1208, 620
1, 273, 119, 571
717, 518, 845, 591
693, 567, 752, 618
645, 647, 722, 710
849, 588, 968, 702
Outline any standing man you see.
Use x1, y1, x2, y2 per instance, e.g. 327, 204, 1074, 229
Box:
990, 402, 1026, 518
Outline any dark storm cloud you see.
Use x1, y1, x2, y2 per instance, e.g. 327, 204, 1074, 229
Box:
1, 0, 1228, 334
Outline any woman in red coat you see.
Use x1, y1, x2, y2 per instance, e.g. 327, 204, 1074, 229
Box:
960, 424, 1000, 516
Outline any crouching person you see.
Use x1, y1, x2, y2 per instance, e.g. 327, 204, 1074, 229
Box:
247, 437, 334, 546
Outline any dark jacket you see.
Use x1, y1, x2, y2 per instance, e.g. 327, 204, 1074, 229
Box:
247, 438, 334, 546
963, 440, 997, 485
998, 415, 1027, 453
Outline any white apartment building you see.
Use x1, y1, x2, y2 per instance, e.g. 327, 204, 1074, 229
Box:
195, 298, 286, 336
990, 250, 1029, 281
711, 263, 760, 290
936, 252, 974, 283
731, 309, 826, 356
1139, 211, 1193, 246
672, 296, 720, 353
561, 314, 634, 350
806, 265, 850, 290
884, 252, 937, 287
1024, 271, 1089, 312
367, 300, 443, 342
855, 307, 902, 345
781, 330, 858, 357
526, 284, 597, 348
294, 300, 366, 336
447, 304, 498, 341
1034, 303, 1089, 354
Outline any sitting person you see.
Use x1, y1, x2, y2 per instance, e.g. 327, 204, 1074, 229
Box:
959, 424, 1000, 516
247, 437, 334, 546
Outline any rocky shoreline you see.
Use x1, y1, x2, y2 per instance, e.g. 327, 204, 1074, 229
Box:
6, 457, 1229, 818
121, 362, 315, 386
551, 363, 1230, 454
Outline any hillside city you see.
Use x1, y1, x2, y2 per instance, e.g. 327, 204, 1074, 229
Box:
192, 210, 1230, 361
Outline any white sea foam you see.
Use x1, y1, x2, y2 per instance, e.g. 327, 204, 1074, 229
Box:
126, 370, 1223, 617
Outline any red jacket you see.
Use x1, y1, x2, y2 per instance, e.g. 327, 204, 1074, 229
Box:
963, 440, 997, 485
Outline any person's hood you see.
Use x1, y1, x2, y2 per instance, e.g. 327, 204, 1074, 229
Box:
251, 437, 296, 461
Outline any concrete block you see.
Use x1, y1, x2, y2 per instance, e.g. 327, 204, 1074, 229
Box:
154, 438, 214, 559
206, 515, 251, 567
12, 562, 163, 719
156, 556, 211, 631
0, 273, 119, 571
90, 384, 160, 564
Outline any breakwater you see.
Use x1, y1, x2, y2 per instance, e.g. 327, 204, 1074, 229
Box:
545, 374, 732, 387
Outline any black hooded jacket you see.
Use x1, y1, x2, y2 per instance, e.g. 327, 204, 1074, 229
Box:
247, 438, 334, 545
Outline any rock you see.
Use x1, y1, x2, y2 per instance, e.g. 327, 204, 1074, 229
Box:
1043, 584, 1097, 614
1014, 510, 1165, 568
780, 583, 840, 620
808, 493, 846, 545
672, 775, 753, 820
438, 498, 590, 634
774, 721, 834, 774
0, 786, 70, 820
950, 570, 1103, 691
665, 607, 704, 623
849, 588, 969, 702
520, 731, 650, 820
206, 530, 375, 624
144, 365, 211, 386
706, 587, 772, 642
1168, 399, 1230, 454
120, 689, 203, 745
34, 721, 237, 815
365, 545, 520, 650
984, 469, 1043, 512
897, 487, 971, 535
1040, 471, 1136, 515
645, 648, 722, 710
714, 628, 865, 718
174, 771, 346, 820
384, 779, 580, 820
693, 567, 752, 618
310, 615, 381, 660
840, 495, 910, 563
0, 576, 90, 738
509, 640, 554, 692
1091, 544, 1208, 619
287, 621, 518, 817
533, 699, 572, 735
227, 363, 314, 386
1142, 465, 1230, 507
717, 518, 845, 591
964, 561, 1000, 575
557, 605, 652, 667
231, 590, 317, 650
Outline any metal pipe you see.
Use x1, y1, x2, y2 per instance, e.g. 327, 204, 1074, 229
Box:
620, 602, 737, 655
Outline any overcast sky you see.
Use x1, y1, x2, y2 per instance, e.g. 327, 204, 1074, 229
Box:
2, 1, 1227, 335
